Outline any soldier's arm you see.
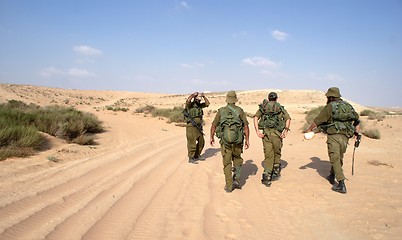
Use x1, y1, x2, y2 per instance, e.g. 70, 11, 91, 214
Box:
281, 118, 291, 139
210, 125, 216, 146
200, 93, 210, 107
186, 92, 198, 104
244, 124, 250, 149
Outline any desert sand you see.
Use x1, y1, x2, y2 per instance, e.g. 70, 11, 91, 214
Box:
0, 83, 401, 240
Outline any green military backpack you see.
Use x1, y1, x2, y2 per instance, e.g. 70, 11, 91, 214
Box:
215, 105, 244, 145
257, 100, 285, 132
322, 100, 358, 138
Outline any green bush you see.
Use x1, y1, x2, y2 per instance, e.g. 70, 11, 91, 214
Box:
151, 106, 185, 123
360, 109, 386, 121
360, 109, 375, 116
302, 106, 324, 132
135, 105, 156, 113
0, 100, 103, 160
367, 112, 386, 121
362, 129, 381, 139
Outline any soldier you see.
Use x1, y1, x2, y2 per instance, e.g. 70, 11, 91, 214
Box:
210, 91, 250, 193
253, 92, 291, 187
184, 92, 210, 164
305, 87, 360, 194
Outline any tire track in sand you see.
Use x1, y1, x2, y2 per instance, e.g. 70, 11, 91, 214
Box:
0, 133, 183, 240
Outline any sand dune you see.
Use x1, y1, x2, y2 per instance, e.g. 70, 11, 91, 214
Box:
0, 84, 401, 240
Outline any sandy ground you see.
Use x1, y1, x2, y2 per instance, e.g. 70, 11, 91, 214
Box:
0, 84, 401, 240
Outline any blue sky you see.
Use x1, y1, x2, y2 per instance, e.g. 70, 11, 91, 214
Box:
1, 0, 401, 107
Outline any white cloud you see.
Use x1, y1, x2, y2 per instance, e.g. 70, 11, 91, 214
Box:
242, 57, 281, 68
73, 45, 102, 56
39, 67, 65, 77
180, 1, 190, 8
68, 68, 95, 77
271, 30, 289, 41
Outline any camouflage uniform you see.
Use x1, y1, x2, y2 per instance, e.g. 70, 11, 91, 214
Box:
311, 87, 360, 193
185, 98, 209, 162
254, 94, 291, 184
210, 91, 250, 192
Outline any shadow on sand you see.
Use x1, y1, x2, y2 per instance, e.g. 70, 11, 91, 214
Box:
299, 156, 331, 179
240, 159, 258, 187
202, 147, 221, 160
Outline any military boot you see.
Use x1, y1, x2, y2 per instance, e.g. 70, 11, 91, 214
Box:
188, 157, 198, 164
272, 164, 281, 181
261, 172, 272, 187
224, 184, 234, 193
331, 180, 347, 194
232, 167, 242, 189
326, 172, 335, 184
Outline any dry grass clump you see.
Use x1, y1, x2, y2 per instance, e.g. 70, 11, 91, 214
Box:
360, 109, 386, 121
362, 128, 381, 139
302, 106, 324, 132
0, 100, 103, 160
135, 105, 185, 123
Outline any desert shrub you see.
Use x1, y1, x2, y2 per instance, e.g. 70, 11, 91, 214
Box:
360, 109, 375, 116
151, 106, 185, 123
0, 118, 42, 160
302, 106, 324, 132
33, 106, 103, 141
360, 109, 386, 121
71, 134, 95, 145
362, 129, 381, 139
0, 100, 103, 160
367, 112, 386, 121
135, 105, 156, 113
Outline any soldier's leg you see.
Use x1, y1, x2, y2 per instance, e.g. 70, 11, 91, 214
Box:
271, 135, 283, 179
186, 127, 197, 158
195, 131, 205, 159
339, 135, 348, 167
232, 145, 243, 189
221, 145, 234, 192
262, 135, 274, 174
327, 135, 346, 181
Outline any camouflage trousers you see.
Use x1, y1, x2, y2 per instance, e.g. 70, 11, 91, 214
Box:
220, 143, 243, 190
327, 134, 349, 181
261, 132, 283, 174
186, 126, 204, 158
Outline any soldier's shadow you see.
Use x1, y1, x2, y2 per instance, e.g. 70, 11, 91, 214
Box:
299, 157, 331, 179
240, 160, 258, 187
202, 147, 220, 159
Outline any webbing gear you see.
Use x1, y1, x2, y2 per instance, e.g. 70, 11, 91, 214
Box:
257, 100, 285, 132
321, 100, 358, 138
215, 105, 244, 146
183, 109, 204, 135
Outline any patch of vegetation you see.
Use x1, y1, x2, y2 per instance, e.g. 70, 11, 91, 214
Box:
362, 128, 381, 139
360, 109, 386, 121
0, 100, 103, 160
105, 106, 129, 112
135, 105, 185, 123
135, 105, 156, 114
302, 106, 324, 132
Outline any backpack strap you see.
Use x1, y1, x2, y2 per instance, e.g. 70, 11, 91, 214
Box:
227, 105, 239, 117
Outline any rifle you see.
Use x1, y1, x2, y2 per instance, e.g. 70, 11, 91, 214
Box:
352, 133, 362, 175
183, 109, 204, 135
